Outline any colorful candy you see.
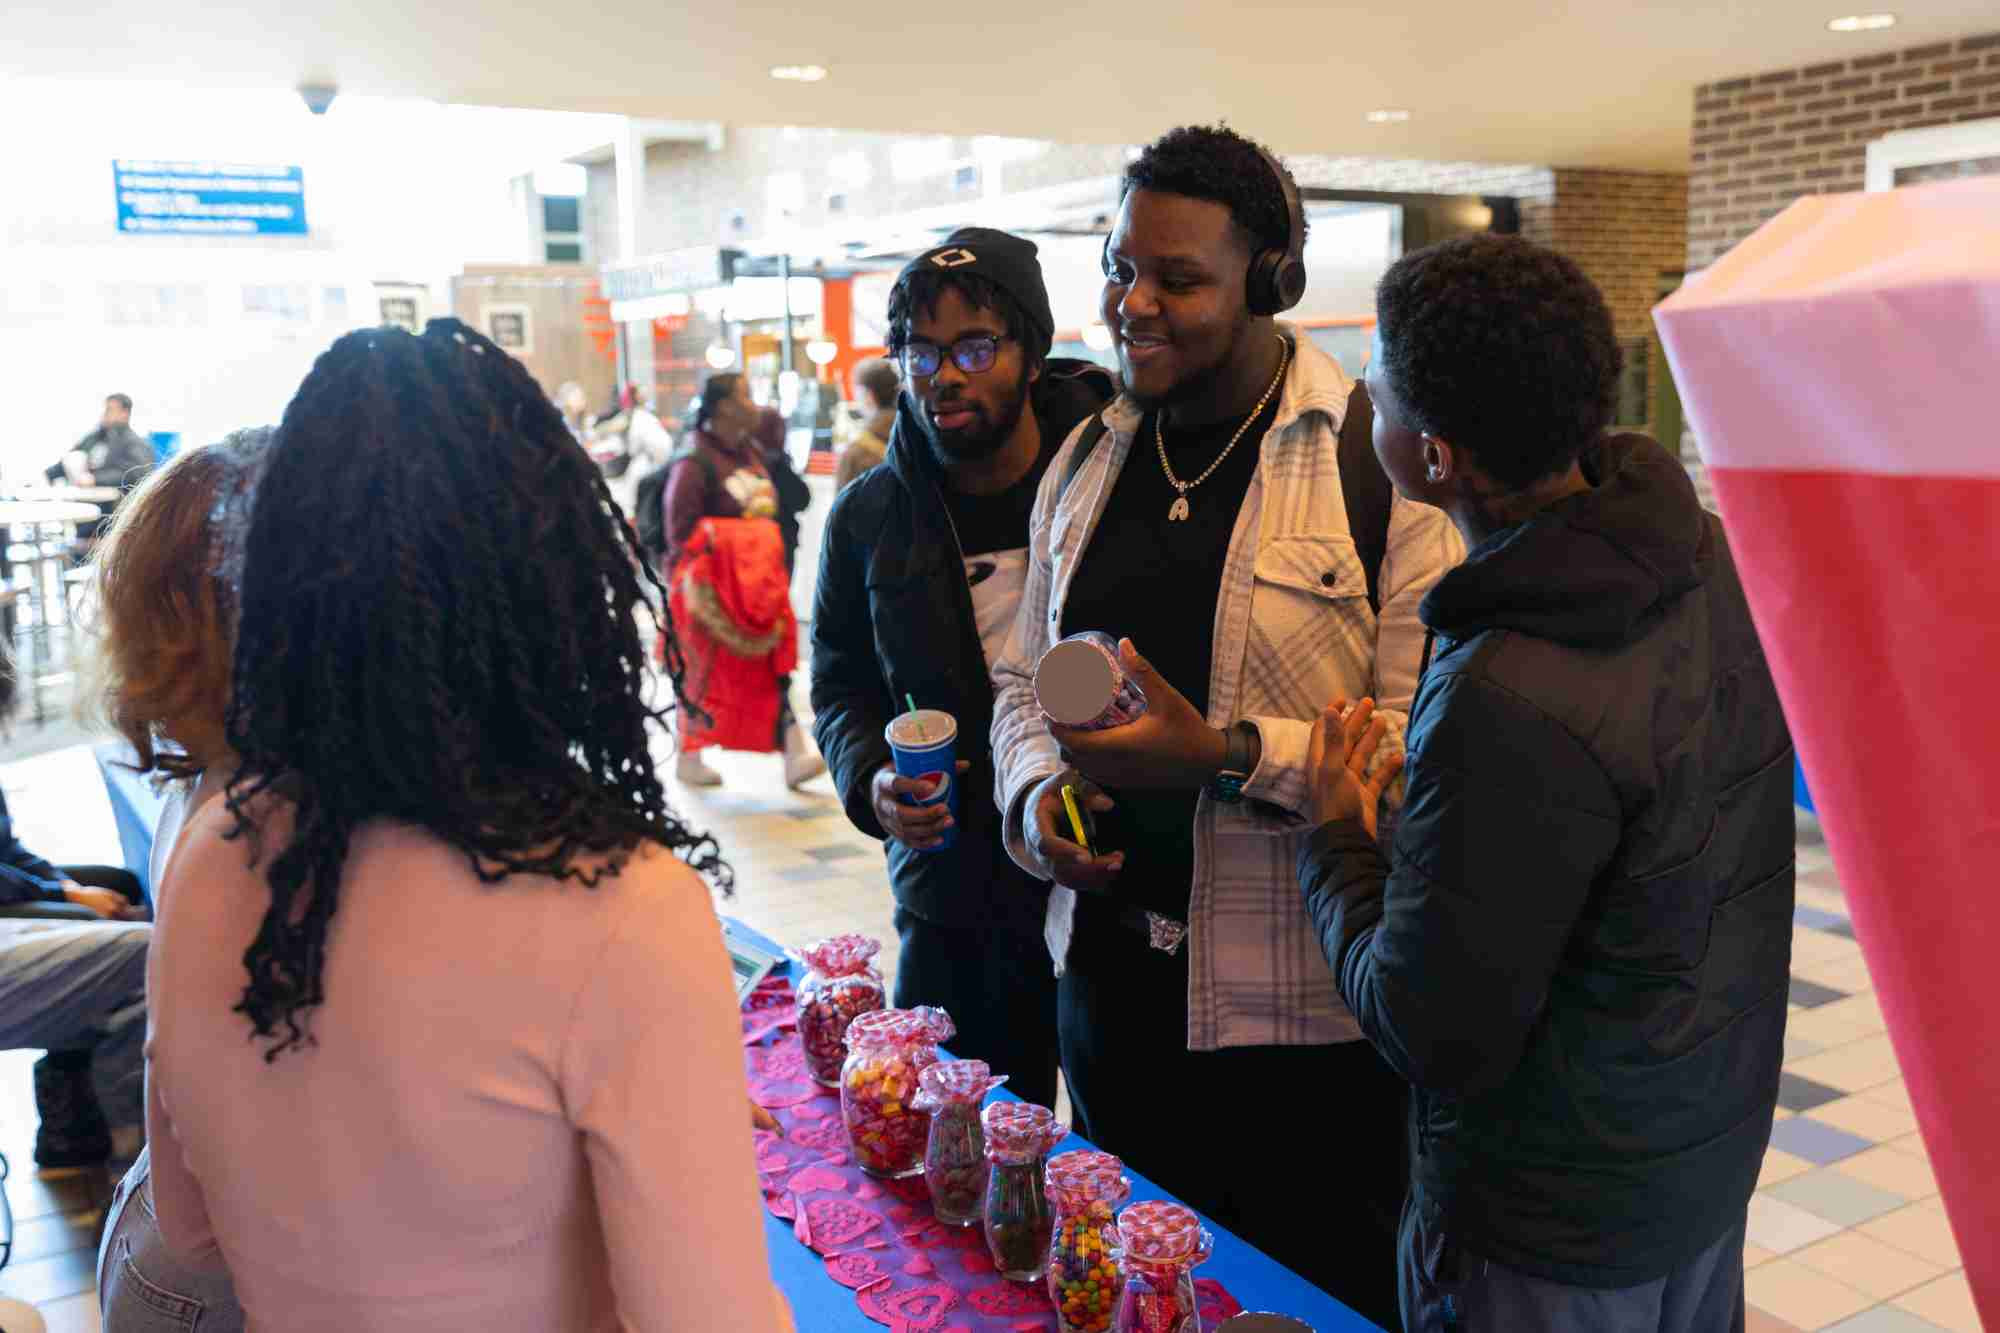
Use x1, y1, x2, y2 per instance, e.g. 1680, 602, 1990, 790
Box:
796, 934, 887, 1087
1112, 1201, 1213, 1333
981, 1101, 1068, 1282
840, 1006, 955, 1178
1047, 1151, 1132, 1333
913, 1060, 1007, 1227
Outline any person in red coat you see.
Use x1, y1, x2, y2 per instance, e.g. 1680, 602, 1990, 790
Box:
662, 374, 825, 790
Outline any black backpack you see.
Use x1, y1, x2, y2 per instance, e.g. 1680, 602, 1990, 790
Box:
633, 446, 720, 566
1056, 380, 1396, 613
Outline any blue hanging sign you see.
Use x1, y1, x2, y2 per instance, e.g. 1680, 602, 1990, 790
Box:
113, 160, 308, 236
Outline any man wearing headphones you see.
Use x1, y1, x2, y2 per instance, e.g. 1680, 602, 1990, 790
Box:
990, 125, 1462, 1324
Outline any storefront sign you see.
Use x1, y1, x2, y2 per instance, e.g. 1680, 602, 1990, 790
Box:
113, 160, 308, 236
603, 246, 740, 306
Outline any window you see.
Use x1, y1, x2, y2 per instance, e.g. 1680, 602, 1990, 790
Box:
826, 191, 847, 216
542, 196, 581, 234
322, 286, 349, 324
242, 284, 311, 324
545, 241, 583, 263
953, 162, 980, 194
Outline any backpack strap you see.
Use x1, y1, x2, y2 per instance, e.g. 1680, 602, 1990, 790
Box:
1337, 381, 1394, 616
1053, 414, 1112, 507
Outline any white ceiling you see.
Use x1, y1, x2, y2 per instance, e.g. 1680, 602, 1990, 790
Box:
10, 2, 1995, 171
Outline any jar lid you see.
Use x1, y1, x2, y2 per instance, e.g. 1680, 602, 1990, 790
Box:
1046, 1150, 1131, 1211
801, 933, 881, 977
1118, 1201, 1212, 1267
912, 1059, 1006, 1111
1035, 637, 1121, 726
981, 1100, 1066, 1162
844, 1005, 955, 1050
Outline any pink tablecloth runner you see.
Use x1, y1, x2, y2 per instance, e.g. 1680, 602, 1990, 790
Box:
744, 978, 1244, 1332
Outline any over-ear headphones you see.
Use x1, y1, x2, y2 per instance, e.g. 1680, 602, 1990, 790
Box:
1247, 146, 1307, 317
1100, 145, 1307, 316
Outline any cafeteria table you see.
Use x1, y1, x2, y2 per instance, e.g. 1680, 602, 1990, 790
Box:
732, 918, 1382, 1332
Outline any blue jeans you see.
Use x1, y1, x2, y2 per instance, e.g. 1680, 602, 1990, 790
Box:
0, 919, 148, 1127
99, 1147, 246, 1332
1400, 1189, 1747, 1333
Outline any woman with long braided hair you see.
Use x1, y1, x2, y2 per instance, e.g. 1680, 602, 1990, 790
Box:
143, 322, 792, 1333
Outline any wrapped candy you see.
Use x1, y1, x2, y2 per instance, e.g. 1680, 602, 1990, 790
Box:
1113, 1201, 1212, 1333
1035, 631, 1149, 730
796, 934, 886, 1086
1047, 1151, 1132, 1333
913, 1060, 1007, 1227
840, 1006, 955, 1178
981, 1101, 1068, 1281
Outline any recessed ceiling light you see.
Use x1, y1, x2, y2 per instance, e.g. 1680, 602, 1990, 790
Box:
770, 64, 828, 83
1827, 13, 1896, 31
1366, 108, 1412, 124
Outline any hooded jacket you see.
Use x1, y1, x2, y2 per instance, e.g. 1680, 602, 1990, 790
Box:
1299, 434, 1796, 1287
810, 360, 1115, 929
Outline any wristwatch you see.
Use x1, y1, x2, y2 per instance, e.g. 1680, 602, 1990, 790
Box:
1209, 721, 1256, 804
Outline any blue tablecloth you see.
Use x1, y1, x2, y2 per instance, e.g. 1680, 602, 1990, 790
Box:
733, 918, 1380, 1332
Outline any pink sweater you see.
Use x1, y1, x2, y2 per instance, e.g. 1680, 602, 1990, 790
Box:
145, 800, 790, 1333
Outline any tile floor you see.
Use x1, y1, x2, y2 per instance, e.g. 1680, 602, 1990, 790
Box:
0, 717, 1977, 1331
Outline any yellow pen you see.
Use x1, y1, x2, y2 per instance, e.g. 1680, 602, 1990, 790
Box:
1060, 784, 1093, 854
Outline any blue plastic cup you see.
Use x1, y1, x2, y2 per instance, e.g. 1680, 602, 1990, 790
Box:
885, 709, 958, 852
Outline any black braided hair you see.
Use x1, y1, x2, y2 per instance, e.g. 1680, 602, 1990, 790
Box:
224, 318, 729, 1060
694, 373, 744, 432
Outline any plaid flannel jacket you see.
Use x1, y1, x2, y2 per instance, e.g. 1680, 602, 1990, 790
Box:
990, 331, 1464, 1050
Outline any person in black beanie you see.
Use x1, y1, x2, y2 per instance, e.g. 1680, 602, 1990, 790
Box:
809, 228, 1115, 1109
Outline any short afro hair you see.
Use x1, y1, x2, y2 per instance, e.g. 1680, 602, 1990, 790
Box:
1375, 234, 1622, 490
1121, 125, 1306, 259
886, 269, 1048, 371
854, 358, 900, 409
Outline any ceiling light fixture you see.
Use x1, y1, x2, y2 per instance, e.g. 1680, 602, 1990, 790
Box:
770, 64, 828, 83
1827, 13, 1896, 31
1365, 109, 1412, 124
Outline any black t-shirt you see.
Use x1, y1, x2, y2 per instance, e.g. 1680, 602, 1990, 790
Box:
1060, 394, 1278, 918
941, 438, 1055, 670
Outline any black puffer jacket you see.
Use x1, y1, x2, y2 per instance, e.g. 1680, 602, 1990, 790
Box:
810, 360, 1115, 929
1299, 434, 1795, 1288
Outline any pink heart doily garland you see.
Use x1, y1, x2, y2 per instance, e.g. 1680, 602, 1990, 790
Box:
859, 1278, 959, 1333
742, 982, 1252, 1331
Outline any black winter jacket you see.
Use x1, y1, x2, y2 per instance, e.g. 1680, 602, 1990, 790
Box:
810, 360, 1116, 929
1299, 434, 1795, 1288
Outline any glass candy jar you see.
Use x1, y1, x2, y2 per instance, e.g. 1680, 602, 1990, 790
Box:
1046, 1151, 1132, 1333
981, 1101, 1067, 1282
840, 1006, 954, 1178
1113, 1201, 1213, 1333
912, 1060, 1007, 1226
796, 934, 887, 1086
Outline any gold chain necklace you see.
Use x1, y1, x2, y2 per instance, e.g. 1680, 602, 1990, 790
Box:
1156, 334, 1291, 522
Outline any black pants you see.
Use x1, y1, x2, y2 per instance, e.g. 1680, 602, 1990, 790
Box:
59, 866, 145, 906
891, 907, 1060, 1111
1059, 900, 1408, 1331
1400, 1190, 1747, 1333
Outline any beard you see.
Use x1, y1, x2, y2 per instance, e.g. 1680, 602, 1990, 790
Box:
920, 362, 1033, 467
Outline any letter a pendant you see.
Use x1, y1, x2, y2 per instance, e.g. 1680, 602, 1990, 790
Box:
1167, 495, 1191, 522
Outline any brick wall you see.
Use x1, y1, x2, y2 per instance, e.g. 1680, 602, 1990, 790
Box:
1546, 169, 1690, 345
1688, 31, 2000, 269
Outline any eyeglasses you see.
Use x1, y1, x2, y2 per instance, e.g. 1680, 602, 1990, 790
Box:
900, 333, 1010, 378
